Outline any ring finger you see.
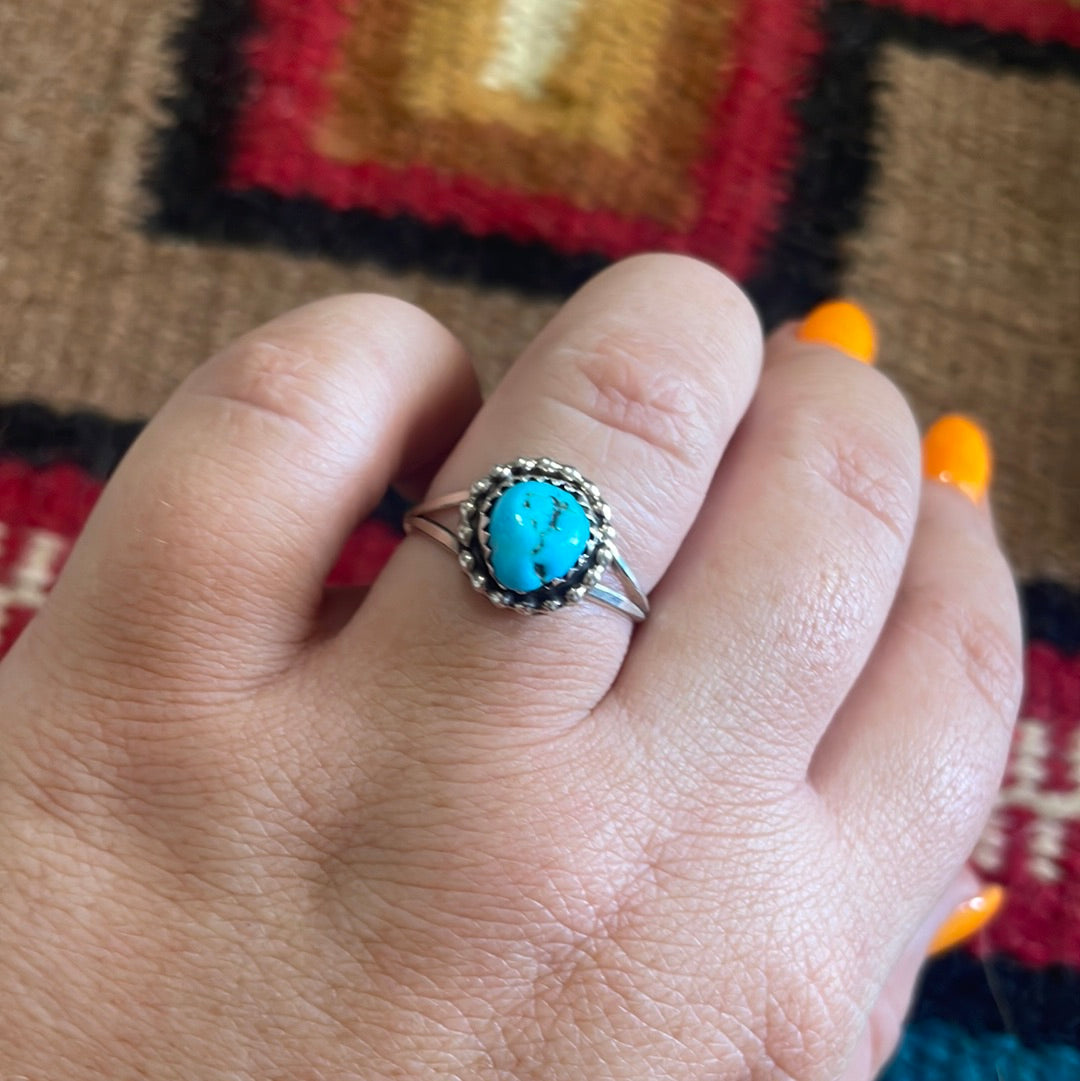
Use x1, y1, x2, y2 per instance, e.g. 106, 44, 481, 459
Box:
618, 320, 923, 783
348, 255, 763, 721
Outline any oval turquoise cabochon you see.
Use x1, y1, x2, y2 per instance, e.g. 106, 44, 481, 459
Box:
487, 480, 590, 593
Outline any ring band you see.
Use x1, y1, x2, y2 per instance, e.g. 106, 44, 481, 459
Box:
404, 457, 649, 621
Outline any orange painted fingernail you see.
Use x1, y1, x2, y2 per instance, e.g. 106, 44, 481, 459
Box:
796, 299, 877, 365
922, 414, 993, 504
927, 884, 1005, 957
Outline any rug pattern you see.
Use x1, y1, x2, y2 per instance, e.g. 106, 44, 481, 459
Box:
2, 0, 1079, 1076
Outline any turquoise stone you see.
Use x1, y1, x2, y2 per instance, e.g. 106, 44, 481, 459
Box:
487, 480, 590, 593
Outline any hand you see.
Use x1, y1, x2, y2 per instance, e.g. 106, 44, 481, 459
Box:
0, 256, 1021, 1080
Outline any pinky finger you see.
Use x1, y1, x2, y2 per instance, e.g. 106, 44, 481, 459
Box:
811, 438, 1023, 906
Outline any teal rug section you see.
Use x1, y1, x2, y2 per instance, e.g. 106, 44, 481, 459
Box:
881, 1019, 1080, 1080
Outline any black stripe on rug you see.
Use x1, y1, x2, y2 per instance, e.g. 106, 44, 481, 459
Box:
913, 950, 1080, 1048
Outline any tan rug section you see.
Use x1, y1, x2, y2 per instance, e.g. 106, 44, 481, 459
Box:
843, 45, 1080, 581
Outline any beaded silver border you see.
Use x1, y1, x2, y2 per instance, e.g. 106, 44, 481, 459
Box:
455, 457, 615, 614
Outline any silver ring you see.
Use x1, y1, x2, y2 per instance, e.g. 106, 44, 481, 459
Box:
403, 457, 649, 622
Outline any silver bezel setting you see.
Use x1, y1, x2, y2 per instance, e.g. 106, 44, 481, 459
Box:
456, 457, 615, 614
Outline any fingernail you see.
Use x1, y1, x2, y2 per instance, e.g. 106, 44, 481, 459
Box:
796, 300, 877, 365
922, 414, 993, 504
927, 884, 1005, 957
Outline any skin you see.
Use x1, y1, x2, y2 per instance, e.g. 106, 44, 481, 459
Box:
0, 255, 1021, 1080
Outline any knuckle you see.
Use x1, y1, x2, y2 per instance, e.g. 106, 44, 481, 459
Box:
538, 256, 761, 471
551, 327, 717, 467
794, 376, 920, 550
821, 432, 916, 547
194, 336, 357, 443
908, 579, 1024, 729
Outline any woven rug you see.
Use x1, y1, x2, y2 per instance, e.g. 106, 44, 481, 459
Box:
1, 0, 1079, 1075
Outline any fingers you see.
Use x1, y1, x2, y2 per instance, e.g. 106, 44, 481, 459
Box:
811, 465, 1022, 899
617, 319, 922, 782
350, 255, 763, 719
35, 295, 479, 681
